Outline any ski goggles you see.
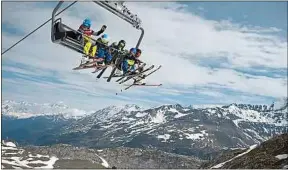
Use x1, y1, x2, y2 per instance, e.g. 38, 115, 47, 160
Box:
101, 38, 109, 44
83, 23, 91, 28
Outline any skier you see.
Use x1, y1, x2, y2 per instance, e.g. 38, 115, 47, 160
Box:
110, 40, 126, 52
91, 34, 113, 73
78, 18, 107, 58
121, 48, 142, 75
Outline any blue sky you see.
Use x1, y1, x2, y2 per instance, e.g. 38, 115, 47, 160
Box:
1, 1, 287, 111
181, 2, 287, 34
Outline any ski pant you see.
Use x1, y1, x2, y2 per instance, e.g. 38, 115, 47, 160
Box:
96, 48, 113, 64
83, 40, 97, 57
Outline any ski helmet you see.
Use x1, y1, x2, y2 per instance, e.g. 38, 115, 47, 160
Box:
83, 18, 91, 27
119, 40, 126, 46
130, 48, 137, 55
118, 40, 126, 50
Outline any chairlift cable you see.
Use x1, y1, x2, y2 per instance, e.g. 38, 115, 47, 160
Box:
2, 1, 77, 55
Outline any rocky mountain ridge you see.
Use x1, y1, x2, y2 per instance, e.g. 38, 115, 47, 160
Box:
2, 99, 287, 160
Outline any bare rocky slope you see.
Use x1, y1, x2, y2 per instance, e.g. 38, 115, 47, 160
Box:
2, 133, 287, 169
1, 141, 203, 169
202, 133, 288, 169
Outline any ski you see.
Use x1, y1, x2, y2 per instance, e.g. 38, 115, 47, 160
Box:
73, 64, 96, 70
139, 65, 162, 79
124, 83, 162, 90
124, 83, 161, 90
121, 65, 162, 90
97, 52, 123, 79
73, 64, 112, 71
107, 54, 125, 82
103, 74, 126, 79
72, 58, 104, 70
96, 67, 108, 78
115, 63, 147, 82
119, 65, 160, 84
103, 63, 148, 79
124, 83, 162, 87
118, 65, 155, 84
92, 67, 104, 73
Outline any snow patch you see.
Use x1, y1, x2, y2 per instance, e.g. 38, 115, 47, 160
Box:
263, 127, 269, 133
128, 120, 145, 129
28, 154, 49, 158
174, 112, 187, 118
5, 141, 17, 147
95, 154, 109, 168
233, 119, 241, 128
185, 133, 204, 140
101, 123, 115, 129
135, 112, 148, 118
275, 154, 288, 160
184, 130, 207, 140
211, 144, 258, 169
2, 154, 59, 168
192, 104, 223, 109
169, 108, 187, 118
210, 109, 216, 114
122, 116, 136, 121
226, 104, 287, 126
2, 146, 18, 150
38, 156, 59, 168
157, 134, 171, 142
150, 111, 166, 124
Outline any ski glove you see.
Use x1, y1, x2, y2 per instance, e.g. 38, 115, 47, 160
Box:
101, 25, 107, 31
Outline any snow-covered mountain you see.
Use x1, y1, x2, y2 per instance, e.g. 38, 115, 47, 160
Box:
2, 99, 287, 159
1, 100, 94, 119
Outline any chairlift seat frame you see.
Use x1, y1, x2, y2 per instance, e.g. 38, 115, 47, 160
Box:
51, 1, 144, 54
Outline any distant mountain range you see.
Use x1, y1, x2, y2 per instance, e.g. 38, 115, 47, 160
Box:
2, 98, 287, 160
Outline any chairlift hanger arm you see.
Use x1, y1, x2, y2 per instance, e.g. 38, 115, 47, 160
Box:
92, 1, 141, 29
93, 1, 145, 48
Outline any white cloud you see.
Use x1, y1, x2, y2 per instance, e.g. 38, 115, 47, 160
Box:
1, 2, 287, 112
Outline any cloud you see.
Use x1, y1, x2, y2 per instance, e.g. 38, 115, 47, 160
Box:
1, 1, 287, 111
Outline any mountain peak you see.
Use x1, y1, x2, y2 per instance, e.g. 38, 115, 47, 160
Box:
1, 100, 92, 119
